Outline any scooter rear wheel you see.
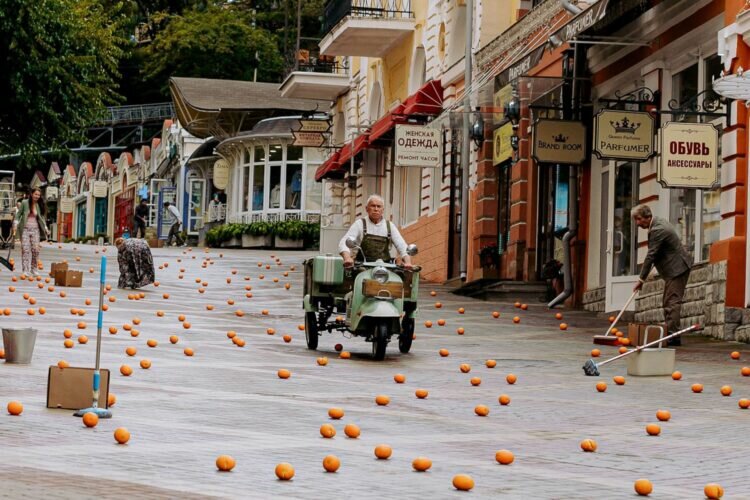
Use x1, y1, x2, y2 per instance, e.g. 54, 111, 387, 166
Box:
305, 311, 319, 350
399, 317, 414, 353
371, 320, 388, 361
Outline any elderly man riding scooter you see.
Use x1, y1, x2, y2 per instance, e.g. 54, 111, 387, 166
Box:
339, 194, 413, 269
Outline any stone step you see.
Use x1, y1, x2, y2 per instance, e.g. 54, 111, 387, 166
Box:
453, 279, 549, 302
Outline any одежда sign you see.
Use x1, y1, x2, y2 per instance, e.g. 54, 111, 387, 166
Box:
395, 125, 440, 168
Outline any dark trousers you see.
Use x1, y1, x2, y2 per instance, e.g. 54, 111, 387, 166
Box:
167, 222, 183, 245
133, 219, 146, 238
663, 270, 690, 335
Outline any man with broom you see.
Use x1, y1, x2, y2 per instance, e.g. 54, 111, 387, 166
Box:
632, 204, 692, 346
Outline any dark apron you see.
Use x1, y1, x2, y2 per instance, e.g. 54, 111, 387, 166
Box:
359, 218, 392, 262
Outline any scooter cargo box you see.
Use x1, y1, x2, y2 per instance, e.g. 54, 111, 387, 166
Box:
627, 348, 675, 376
312, 254, 344, 285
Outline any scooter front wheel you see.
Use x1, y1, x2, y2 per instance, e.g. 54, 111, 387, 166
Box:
305, 311, 319, 350
371, 320, 388, 361
399, 317, 414, 353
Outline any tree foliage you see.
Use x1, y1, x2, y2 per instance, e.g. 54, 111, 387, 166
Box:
0, 0, 127, 165
142, 6, 284, 91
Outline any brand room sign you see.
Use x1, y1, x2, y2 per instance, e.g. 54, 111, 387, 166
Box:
594, 110, 655, 161
658, 122, 719, 189
532, 119, 587, 165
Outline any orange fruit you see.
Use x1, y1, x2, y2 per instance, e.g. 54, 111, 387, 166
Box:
82, 412, 99, 428
77, 335, 88, 344
261, 309, 269, 315
394, 373, 406, 383
162, 293, 170, 299
704, 483, 724, 499
57, 360, 69, 368
434, 302, 442, 309
374, 444, 392, 459
156, 310, 165, 317
671, 371, 682, 380
169, 335, 179, 344
412, 456, 432, 472
738, 398, 750, 409
63, 339, 74, 348
375, 395, 390, 406
328, 407, 344, 419
267, 328, 275, 335
125, 346, 137, 356
596, 382, 607, 393
656, 409, 671, 421
130, 329, 140, 337
555, 312, 563, 320
619, 338, 631, 346
319, 423, 336, 438
474, 405, 489, 417
613, 376, 626, 385
460, 363, 471, 373
498, 394, 511, 405
277, 369, 291, 379
430, 291, 437, 296
618, 346, 629, 354
470, 377, 481, 386
520, 303, 528, 310
317, 357, 328, 366
439, 348, 450, 357
580, 439, 597, 452
730, 351, 740, 360
77, 321, 86, 329
456, 327, 465, 335
415, 389, 429, 399
234, 338, 246, 347
182, 322, 191, 329
495, 449, 514, 465
492, 311, 500, 318
147, 339, 158, 348
206, 305, 214, 311
26, 308, 35, 316
452, 474, 474, 491
691, 383, 703, 393
120, 365, 133, 376
114, 427, 130, 444
634, 478, 653, 496
63, 329, 73, 339
7, 401, 23, 415
424, 320, 433, 328
437, 319, 446, 326
559, 323, 568, 330
741, 366, 750, 376
339, 351, 351, 359
645, 423, 661, 436
486, 359, 496, 368
591, 349, 601, 357
720, 385, 732, 396
282, 334, 292, 343
275, 462, 294, 480
458, 307, 465, 314
322, 455, 340, 473
514, 302, 521, 308
512, 316, 520, 323
344, 423, 360, 438
506, 374, 517, 384
139, 359, 151, 369
107, 393, 116, 407
216, 455, 236, 472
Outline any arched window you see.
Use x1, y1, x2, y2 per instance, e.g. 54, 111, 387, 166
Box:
447, 6, 466, 67
368, 82, 384, 122
409, 46, 427, 94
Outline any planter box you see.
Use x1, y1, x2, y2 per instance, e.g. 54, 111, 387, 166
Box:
275, 237, 304, 249
221, 237, 242, 248
242, 233, 272, 248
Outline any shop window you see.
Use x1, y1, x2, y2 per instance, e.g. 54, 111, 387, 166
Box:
704, 54, 723, 101
269, 165, 281, 209
437, 23, 446, 63
286, 164, 302, 209
305, 166, 322, 212
252, 164, 264, 211
612, 162, 638, 277
497, 164, 511, 253
254, 145, 266, 163
244, 149, 251, 164
269, 145, 283, 162
402, 166, 422, 225
243, 166, 250, 211
287, 145, 303, 162
672, 63, 698, 123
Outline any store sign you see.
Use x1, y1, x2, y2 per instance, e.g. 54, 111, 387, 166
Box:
594, 110, 655, 161
551, 0, 610, 45
532, 120, 587, 165
493, 84, 512, 123
213, 159, 229, 190
45, 186, 59, 201
658, 122, 719, 189
298, 119, 332, 133
493, 123, 514, 165
292, 131, 326, 147
92, 181, 108, 198
394, 124, 440, 168
60, 198, 74, 214
111, 177, 122, 194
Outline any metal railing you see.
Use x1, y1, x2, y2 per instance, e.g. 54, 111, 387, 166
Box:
99, 102, 175, 125
323, 0, 414, 34
285, 48, 349, 78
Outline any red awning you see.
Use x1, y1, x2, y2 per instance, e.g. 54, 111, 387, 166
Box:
369, 104, 407, 143
402, 80, 444, 116
337, 133, 369, 165
315, 150, 341, 182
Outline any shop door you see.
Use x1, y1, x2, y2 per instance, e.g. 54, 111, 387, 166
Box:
94, 197, 108, 235
604, 162, 640, 312
187, 178, 205, 234
76, 203, 86, 238
114, 188, 134, 238
60, 212, 72, 241
157, 187, 177, 240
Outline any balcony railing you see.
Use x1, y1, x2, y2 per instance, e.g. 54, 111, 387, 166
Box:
323, 0, 414, 34
285, 48, 349, 78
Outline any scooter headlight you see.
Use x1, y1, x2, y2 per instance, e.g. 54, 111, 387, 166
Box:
372, 266, 389, 284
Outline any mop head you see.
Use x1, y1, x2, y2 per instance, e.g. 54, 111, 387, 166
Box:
582, 359, 600, 376
74, 407, 112, 419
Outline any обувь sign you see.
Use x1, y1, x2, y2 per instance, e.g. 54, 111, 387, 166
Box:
658, 122, 719, 189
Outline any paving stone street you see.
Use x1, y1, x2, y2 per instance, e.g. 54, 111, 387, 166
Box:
0, 243, 748, 499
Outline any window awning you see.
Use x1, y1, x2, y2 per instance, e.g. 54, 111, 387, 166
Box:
403, 80, 444, 115
315, 151, 341, 182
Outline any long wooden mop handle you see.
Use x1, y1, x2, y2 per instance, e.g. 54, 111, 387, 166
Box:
602, 289, 638, 337
597, 324, 700, 368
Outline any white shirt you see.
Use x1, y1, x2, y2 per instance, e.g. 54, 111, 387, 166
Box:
167, 204, 181, 223
339, 217, 408, 259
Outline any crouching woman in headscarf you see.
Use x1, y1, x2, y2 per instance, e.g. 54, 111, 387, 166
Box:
115, 237, 155, 289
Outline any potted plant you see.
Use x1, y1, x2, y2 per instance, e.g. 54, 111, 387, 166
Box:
242, 221, 273, 248
273, 219, 307, 249
220, 223, 245, 248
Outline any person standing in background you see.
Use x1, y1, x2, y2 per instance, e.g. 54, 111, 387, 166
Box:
133, 199, 149, 238
163, 201, 184, 246
14, 188, 48, 275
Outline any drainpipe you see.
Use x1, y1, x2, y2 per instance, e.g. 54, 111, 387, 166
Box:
560, 0, 582, 15
459, 0, 473, 281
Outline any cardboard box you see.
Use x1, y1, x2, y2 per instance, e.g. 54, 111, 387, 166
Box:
55, 269, 83, 287
46, 366, 110, 410
49, 261, 68, 278
627, 322, 668, 347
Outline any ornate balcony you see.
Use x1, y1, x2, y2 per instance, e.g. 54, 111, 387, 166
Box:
279, 49, 350, 100
320, 0, 415, 58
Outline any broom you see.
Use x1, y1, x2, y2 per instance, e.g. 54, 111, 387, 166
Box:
593, 289, 638, 345
0, 245, 12, 271
74, 255, 112, 419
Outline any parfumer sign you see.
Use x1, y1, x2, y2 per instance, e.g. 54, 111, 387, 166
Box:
532, 119, 587, 165
395, 124, 440, 168
594, 110, 655, 161
658, 122, 719, 189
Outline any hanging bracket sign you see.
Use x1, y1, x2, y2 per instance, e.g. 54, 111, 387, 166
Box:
92, 181, 108, 198
658, 121, 719, 189
493, 123, 514, 166
395, 124, 440, 167
213, 159, 229, 190
292, 132, 327, 147
298, 119, 332, 133
60, 197, 74, 214
532, 119, 587, 165
594, 109, 655, 161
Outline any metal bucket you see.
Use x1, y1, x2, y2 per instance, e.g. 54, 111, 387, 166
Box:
2, 328, 37, 364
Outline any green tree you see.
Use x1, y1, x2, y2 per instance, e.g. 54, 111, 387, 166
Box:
0, 0, 127, 166
143, 6, 284, 91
